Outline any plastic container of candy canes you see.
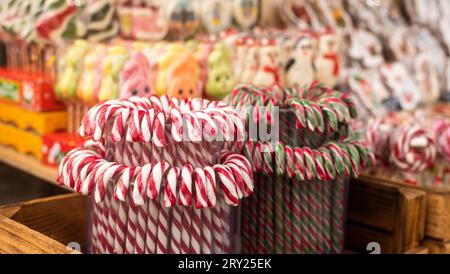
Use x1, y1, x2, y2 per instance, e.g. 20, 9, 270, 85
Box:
57, 96, 254, 254
226, 82, 374, 254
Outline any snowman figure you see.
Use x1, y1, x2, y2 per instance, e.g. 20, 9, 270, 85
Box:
240, 38, 260, 84
233, 36, 248, 83
314, 32, 340, 88
285, 35, 315, 90
253, 39, 280, 87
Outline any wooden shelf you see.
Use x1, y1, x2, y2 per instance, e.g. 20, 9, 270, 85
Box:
0, 145, 62, 188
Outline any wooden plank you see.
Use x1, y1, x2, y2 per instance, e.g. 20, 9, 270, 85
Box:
0, 193, 87, 247
0, 144, 63, 188
426, 192, 450, 241
422, 238, 450, 254
0, 214, 71, 254
403, 246, 429, 254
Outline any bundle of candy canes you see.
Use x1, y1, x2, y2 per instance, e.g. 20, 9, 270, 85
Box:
226, 82, 373, 254
57, 95, 254, 254
365, 112, 450, 185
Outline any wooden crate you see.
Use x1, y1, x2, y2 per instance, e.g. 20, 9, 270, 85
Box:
361, 174, 450, 241
0, 193, 87, 254
422, 238, 450, 254
346, 178, 426, 253
403, 246, 429, 254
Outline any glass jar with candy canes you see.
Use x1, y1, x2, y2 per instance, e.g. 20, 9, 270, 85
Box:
57, 95, 255, 254
226, 82, 374, 254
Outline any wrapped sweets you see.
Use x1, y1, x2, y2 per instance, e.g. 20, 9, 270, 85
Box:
226, 82, 373, 254
57, 95, 254, 254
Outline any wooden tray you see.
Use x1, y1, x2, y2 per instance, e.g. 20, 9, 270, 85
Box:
0, 193, 87, 254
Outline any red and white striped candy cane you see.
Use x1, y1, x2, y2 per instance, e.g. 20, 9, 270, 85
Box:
165, 167, 181, 254
140, 109, 154, 142
170, 108, 184, 142
111, 108, 130, 142
153, 112, 167, 147
213, 164, 239, 206
392, 125, 436, 173
179, 165, 194, 254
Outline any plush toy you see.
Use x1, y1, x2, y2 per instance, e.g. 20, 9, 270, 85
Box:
166, 52, 201, 99
314, 32, 340, 88
97, 45, 129, 102
55, 39, 90, 100
155, 43, 187, 96
76, 44, 107, 104
205, 42, 235, 100
119, 51, 152, 98
253, 39, 280, 87
285, 35, 314, 90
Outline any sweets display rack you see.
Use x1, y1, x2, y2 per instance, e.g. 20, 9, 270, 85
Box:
0, 145, 59, 186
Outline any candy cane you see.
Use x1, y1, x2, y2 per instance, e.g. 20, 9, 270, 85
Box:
392, 125, 436, 173
152, 112, 167, 147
